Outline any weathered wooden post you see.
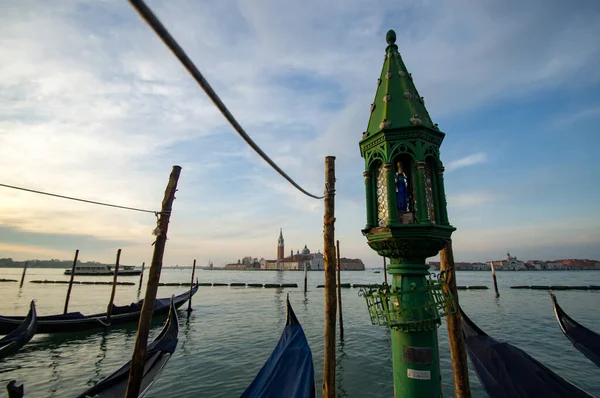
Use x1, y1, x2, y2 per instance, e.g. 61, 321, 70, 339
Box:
491, 263, 500, 298
323, 156, 336, 398
304, 262, 308, 294
440, 241, 471, 397
336, 240, 344, 341
383, 256, 388, 285
138, 262, 145, 291
106, 249, 122, 324
63, 249, 80, 314
358, 31, 457, 397
187, 259, 196, 314
19, 262, 28, 288
125, 165, 181, 398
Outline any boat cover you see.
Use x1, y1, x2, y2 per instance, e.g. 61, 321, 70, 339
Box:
551, 293, 600, 367
240, 297, 316, 398
461, 308, 593, 398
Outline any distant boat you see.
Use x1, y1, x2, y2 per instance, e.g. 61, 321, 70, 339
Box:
74, 297, 179, 398
551, 293, 600, 367
64, 264, 141, 276
373, 271, 380, 274
241, 295, 315, 398
0, 301, 37, 359
461, 308, 593, 397
0, 286, 197, 335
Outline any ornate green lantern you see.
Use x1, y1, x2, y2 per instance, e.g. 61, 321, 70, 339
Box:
359, 30, 456, 397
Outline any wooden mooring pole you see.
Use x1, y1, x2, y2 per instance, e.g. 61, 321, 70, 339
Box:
383, 256, 388, 285
19, 262, 28, 288
336, 240, 344, 341
322, 156, 336, 398
187, 259, 196, 313
491, 263, 500, 298
106, 249, 122, 324
125, 165, 182, 398
304, 263, 308, 294
440, 240, 471, 398
63, 249, 80, 314
138, 262, 145, 291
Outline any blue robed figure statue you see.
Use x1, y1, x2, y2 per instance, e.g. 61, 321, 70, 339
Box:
395, 161, 410, 214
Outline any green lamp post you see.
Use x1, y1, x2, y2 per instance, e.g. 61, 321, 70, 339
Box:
359, 30, 456, 398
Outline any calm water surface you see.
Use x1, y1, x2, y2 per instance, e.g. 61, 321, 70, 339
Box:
0, 268, 599, 397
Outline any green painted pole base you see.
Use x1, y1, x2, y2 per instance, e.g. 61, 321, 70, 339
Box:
390, 271, 442, 398
391, 328, 441, 398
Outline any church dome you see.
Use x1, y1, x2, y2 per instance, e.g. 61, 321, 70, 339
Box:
302, 245, 310, 255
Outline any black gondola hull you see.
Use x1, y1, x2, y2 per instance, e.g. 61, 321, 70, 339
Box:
0, 301, 37, 359
75, 297, 179, 397
461, 308, 593, 398
551, 293, 600, 368
0, 286, 197, 335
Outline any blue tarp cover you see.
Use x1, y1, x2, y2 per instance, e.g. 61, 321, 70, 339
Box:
461, 309, 593, 398
241, 300, 315, 398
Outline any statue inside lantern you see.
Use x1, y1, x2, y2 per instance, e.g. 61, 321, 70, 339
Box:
395, 160, 414, 224
395, 161, 409, 212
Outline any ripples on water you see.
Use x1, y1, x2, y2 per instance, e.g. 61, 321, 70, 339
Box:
0, 269, 599, 397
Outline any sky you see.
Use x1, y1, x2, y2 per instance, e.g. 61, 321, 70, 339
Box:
1, 0, 599, 268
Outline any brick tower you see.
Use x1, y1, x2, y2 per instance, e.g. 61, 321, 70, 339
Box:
277, 228, 285, 261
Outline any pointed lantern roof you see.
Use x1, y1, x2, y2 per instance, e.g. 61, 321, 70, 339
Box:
364, 30, 438, 137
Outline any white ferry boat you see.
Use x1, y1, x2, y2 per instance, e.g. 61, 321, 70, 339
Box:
64, 264, 141, 276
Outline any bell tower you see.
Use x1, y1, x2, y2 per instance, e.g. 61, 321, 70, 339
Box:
359, 30, 456, 398
277, 228, 284, 261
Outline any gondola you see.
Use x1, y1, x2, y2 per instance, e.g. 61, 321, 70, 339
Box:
74, 297, 179, 398
0, 301, 37, 359
241, 295, 315, 398
0, 285, 197, 335
460, 308, 593, 398
551, 293, 600, 367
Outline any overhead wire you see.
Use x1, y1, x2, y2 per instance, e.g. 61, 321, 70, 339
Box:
0, 183, 161, 215
127, 0, 324, 200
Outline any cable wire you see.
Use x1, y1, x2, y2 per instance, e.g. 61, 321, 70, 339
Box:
0, 183, 161, 214
128, 0, 324, 200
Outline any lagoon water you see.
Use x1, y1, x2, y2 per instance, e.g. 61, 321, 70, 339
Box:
0, 268, 599, 397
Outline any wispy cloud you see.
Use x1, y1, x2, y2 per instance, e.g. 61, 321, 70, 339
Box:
447, 191, 495, 208
0, 0, 599, 265
446, 153, 488, 171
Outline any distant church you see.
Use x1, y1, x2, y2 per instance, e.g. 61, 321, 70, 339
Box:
261, 229, 324, 270
260, 229, 365, 271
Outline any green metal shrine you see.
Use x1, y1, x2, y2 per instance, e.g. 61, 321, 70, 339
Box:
359, 30, 456, 397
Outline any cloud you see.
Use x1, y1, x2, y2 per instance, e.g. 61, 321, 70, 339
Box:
447, 191, 495, 208
0, 0, 599, 266
549, 104, 600, 128
446, 153, 488, 171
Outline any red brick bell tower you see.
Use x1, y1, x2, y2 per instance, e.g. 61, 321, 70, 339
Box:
277, 228, 284, 261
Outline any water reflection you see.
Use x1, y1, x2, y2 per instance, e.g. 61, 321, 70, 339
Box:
336, 338, 348, 397
47, 345, 62, 397
273, 287, 284, 324
89, 331, 108, 384
181, 313, 194, 356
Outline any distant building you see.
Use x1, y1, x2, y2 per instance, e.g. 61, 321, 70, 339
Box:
487, 252, 527, 271
428, 261, 490, 271
260, 230, 363, 270
526, 260, 568, 270
224, 258, 260, 270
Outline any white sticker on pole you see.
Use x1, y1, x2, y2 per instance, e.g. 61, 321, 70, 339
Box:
407, 369, 431, 380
